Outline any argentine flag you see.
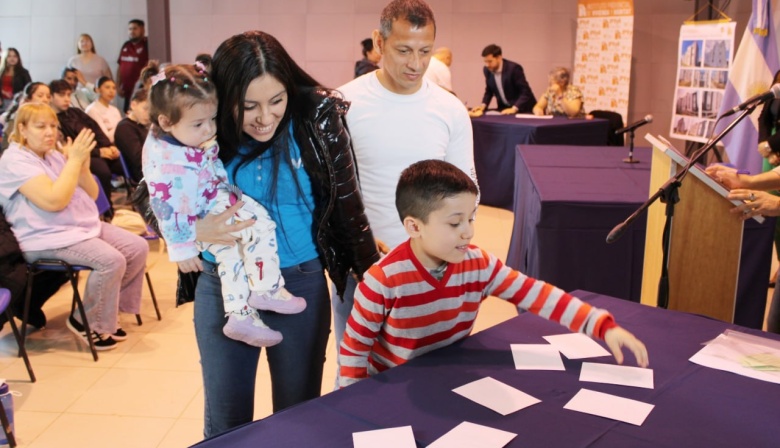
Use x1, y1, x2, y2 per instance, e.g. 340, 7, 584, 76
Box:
716, 0, 780, 173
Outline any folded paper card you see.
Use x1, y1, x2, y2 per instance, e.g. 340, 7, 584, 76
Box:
427, 421, 516, 448
453, 377, 540, 416
510, 344, 565, 370
353, 426, 416, 448
563, 389, 654, 426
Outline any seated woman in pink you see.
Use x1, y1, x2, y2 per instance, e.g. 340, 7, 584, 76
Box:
0, 103, 148, 351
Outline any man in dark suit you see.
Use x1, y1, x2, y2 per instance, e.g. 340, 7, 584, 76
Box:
470, 44, 536, 116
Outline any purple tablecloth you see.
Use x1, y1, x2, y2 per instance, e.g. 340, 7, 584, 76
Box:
193, 291, 780, 448
506, 145, 774, 327
472, 115, 609, 210
507, 145, 651, 302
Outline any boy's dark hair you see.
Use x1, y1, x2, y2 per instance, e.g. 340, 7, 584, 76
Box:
62, 67, 77, 78
481, 44, 502, 58
379, 0, 436, 39
96, 76, 113, 89
129, 19, 145, 27
131, 88, 148, 103
49, 79, 73, 95
148, 63, 216, 134
360, 38, 373, 58
396, 159, 478, 223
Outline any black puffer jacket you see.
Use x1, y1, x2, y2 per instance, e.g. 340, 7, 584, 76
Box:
293, 87, 379, 296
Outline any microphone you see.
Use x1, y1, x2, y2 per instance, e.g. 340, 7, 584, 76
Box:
721, 84, 780, 117
615, 115, 653, 135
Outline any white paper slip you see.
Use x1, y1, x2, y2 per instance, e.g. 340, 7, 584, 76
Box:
515, 113, 553, 119
543, 333, 611, 359
353, 426, 417, 448
452, 377, 540, 416
579, 362, 654, 389
485, 110, 502, 115
510, 344, 565, 370
563, 389, 654, 426
427, 421, 517, 448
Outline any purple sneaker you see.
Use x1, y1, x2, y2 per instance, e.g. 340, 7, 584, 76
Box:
223, 313, 282, 347
247, 288, 307, 314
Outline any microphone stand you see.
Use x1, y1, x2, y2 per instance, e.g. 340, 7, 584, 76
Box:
605, 104, 757, 308
622, 129, 640, 164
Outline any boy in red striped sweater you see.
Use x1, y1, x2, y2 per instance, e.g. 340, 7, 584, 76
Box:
338, 159, 648, 387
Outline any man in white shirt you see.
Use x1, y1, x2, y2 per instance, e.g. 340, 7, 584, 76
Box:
424, 47, 453, 93
335, 0, 475, 355
62, 68, 98, 111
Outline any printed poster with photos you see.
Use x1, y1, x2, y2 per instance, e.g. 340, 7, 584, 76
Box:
670, 22, 736, 143
573, 0, 634, 123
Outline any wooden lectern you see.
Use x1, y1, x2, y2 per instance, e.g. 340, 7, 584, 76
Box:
641, 135, 764, 323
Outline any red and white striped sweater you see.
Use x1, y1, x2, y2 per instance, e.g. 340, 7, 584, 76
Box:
338, 240, 617, 387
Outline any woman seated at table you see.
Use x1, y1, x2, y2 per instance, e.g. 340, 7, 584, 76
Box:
532, 67, 584, 118
0, 103, 148, 350
85, 77, 122, 143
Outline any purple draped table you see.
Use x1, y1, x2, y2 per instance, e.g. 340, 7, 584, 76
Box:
472, 115, 609, 210
505, 144, 773, 327
193, 291, 780, 448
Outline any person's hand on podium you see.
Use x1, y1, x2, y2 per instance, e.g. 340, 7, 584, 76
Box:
604, 327, 649, 368
728, 189, 780, 220
704, 164, 744, 189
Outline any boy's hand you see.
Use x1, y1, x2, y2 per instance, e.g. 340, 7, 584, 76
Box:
604, 327, 649, 368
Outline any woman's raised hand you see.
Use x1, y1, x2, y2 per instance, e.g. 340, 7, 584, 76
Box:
59, 128, 96, 162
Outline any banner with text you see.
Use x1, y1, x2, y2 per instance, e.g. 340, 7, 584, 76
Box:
670, 22, 736, 143
573, 0, 634, 122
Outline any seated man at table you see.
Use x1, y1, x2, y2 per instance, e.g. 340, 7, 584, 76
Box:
469, 44, 536, 117
338, 159, 649, 387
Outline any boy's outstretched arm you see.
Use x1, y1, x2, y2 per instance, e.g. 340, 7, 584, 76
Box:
604, 327, 649, 367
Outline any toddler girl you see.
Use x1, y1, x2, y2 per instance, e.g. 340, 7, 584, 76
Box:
142, 63, 306, 347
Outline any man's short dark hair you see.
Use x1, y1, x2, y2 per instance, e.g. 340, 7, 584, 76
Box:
396, 159, 478, 223
49, 79, 73, 95
129, 19, 145, 27
379, 0, 436, 39
481, 44, 502, 58
62, 67, 77, 78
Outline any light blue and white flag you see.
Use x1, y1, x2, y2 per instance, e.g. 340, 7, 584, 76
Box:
716, 0, 780, 173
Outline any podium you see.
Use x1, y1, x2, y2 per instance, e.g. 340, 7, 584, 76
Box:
641, 135, 766, 323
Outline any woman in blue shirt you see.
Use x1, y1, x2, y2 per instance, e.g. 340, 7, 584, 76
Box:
193, 31, 379, 438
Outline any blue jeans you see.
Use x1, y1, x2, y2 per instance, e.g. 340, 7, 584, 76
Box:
194, 257, 331, 439
330, 274, 358, 352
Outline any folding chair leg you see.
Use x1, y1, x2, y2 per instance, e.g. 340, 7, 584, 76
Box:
19, 272, 34, 358
69, 273, 98, 362
0, 400, 15, 448
146, 272, 162, 321
6, 310, 35, 383
135, 313, 142, 325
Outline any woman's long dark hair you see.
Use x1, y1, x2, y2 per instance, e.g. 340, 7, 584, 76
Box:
212, 31, 320, 162
211, 31, 323, 241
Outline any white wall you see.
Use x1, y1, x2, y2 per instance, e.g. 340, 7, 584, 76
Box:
0, 0, 147, 86
168, 0, 578, 108
1, 0, 753, 150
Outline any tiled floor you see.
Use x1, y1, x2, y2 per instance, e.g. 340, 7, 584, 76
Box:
0, 203, 775, 447
0, 205, 519, 447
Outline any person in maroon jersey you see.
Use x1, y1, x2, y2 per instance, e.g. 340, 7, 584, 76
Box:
116, 19, 148, 113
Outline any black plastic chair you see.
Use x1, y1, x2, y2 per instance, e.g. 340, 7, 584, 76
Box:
589, 110, 625, 146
